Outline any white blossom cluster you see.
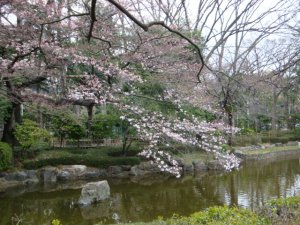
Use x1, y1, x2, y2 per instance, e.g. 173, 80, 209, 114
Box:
119, 104, 241, 177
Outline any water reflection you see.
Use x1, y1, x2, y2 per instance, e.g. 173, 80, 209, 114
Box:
1, 156, 300, 225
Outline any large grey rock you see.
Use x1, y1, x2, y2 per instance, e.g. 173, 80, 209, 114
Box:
78, 180, 110, 206
193, 161, 208, 171
207, 160, 224, 170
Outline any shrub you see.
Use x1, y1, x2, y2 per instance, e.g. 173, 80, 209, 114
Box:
14, 119, 52, 151
267, 196, 300, 209
260, 196, 300, 224
118, 206, 270, 225
184, 206, 269, 225
270, 137, 285, 144
232, 135, 261, 146
0, 142, 12, 171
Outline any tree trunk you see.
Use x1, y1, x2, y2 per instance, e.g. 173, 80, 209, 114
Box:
227, 111, 233, 146
271, 89, 280, 132
1, 102, 22, 147
87, 105, 94, 136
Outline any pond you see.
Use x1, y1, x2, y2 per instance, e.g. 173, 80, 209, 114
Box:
1, 155, 300, 225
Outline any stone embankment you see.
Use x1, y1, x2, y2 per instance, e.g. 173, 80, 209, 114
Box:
0, 159, 226, 192
234, 141, 300, 161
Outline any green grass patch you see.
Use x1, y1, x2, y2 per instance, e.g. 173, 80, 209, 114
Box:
241, 146, 300, 155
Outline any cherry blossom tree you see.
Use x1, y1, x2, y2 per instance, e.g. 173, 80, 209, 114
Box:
0, 0, 244, 177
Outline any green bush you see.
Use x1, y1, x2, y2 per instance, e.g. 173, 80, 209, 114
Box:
0, 142, 12, 171
261, 136, 289, 144
183, 206, 269, 225
232, 135, 261, 146
120, 206, 270, 225
267, 196, 300, 209
14, 119, 52, 151
260, 196, 300, 225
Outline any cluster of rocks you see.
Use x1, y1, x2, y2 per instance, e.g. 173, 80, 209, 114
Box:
0, 159, 229, 193
181, 160, 225, 173
0, 162, 163, 192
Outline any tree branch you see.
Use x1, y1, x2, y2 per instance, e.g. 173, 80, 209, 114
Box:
105, 0, 206, 83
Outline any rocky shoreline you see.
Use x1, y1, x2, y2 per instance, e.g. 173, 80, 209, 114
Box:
234, 141, 300, 161
5, 143, 300, 193
0, 159, 225, 193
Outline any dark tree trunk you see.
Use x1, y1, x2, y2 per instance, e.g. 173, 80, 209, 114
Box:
87, 105, 94, 136
1, 102, 22, 147
226, 111, 233, 146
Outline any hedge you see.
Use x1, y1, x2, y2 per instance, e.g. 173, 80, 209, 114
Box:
23, 156, 140, 170
0, 142, 12, 171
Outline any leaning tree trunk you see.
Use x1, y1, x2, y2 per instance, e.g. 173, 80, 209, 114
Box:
1, 102, 22, 148
1, 79, 22, 148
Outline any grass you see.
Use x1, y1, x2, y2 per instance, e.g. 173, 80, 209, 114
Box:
240, 145, 300, 155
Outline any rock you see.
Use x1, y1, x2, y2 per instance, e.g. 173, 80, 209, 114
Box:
57, 171, 71, 181
121, 165, 132, 171
193, 161, 208, 171
207, 160, 224, 170
6, 171, 27, 181
286, 141, 299, 146
78, 180, 110, 206
107, 166, 123, 175
176, 159, 184, 167
26, 170, 38, 179
71, 165, 87, 173
41, 167, 58, 183
114, 171, 130, 178
24, 178, 39, 185
183, 164, 194, 173
83, 171, 99, 179
129, 165, 145, 176
98, 169, 108, 178
137, 161, 160, 173
0, 172, 7, 178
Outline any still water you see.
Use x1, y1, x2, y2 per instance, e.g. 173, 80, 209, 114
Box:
1, 156, 300, 225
